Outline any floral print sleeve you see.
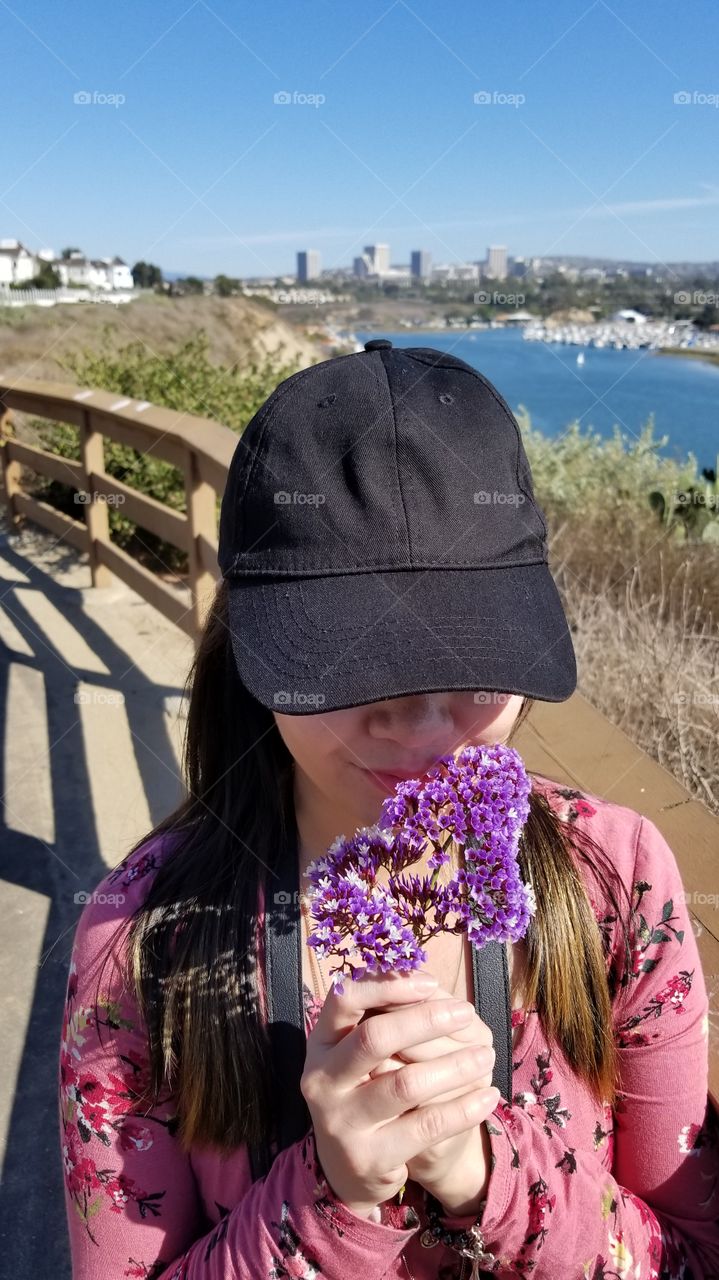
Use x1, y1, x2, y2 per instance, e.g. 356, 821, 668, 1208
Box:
58, 840, 420, 1279
441, 810, 719, 1278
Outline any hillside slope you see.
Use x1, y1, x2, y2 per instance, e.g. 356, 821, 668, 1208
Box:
0, 292, 323, 386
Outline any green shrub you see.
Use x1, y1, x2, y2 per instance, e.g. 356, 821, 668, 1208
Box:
32, 330, 300, 572
515, 408, 701, 535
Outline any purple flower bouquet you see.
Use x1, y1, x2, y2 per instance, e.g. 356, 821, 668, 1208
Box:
302, 743, 536, 994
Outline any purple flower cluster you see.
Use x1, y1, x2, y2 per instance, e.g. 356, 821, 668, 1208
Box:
302, 743, 536, 994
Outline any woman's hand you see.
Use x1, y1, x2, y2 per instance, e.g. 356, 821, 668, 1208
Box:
300, 969, 497, 1219
367, 983, 498, 1210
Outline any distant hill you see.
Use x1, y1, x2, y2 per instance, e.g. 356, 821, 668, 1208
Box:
0, 292, 322, 386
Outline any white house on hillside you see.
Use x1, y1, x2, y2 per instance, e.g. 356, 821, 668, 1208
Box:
0, 239, 135, 291
99, 256, 134, 290
52, 250, 134, 291
0, 239, 37, 285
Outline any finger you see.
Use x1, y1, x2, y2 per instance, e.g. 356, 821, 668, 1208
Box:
367, 984, 481, 1076
368, 998, 491, 1070
369, 1010, 493, 1075
351, 1044, 496, 1127
369, 1055, 404, 1079
405, 1065, 495, 1110
383, 1086, 501, 1168
393, 1018, 493, 1062
312, 969, 440, 1048
331, 998, 476, 1089
373, 989, 493, 1063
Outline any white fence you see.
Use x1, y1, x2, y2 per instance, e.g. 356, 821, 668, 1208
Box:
0, 286, 137, 308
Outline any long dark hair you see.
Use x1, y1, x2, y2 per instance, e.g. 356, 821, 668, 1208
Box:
100, 577, 632, 1153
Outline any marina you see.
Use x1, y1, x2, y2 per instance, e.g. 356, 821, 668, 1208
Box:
348, 327, 719, 469
522, 313, 719, 354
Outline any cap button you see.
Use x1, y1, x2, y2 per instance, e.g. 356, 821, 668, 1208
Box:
364, 338, 393, 351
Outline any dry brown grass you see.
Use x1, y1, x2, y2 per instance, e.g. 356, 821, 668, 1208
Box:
549, 514, 719, 814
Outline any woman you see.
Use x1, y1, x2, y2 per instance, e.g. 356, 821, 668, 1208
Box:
59, 340, 719, 1278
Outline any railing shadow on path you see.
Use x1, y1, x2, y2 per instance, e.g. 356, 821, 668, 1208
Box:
0, 523, 189, 1278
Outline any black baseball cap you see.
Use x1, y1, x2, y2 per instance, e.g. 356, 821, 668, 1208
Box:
217, 338, 576, 715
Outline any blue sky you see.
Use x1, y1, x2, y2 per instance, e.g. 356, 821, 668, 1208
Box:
2, 0, 718, 276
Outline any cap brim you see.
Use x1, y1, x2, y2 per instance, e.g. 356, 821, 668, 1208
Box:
225, 564, 577, 715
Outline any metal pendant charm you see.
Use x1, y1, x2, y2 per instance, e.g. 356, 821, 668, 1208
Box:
419, 1227, 439, 1248
459, 1223, 496, 1275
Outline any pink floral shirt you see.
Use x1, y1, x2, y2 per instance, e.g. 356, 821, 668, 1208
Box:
58, 774, 719, 1278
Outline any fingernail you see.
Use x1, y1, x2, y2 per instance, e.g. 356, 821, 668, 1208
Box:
446, 1002, 474, 1021
413, 971, 438, 990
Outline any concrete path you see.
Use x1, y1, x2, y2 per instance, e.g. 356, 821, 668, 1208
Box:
0, 511, 195, 1276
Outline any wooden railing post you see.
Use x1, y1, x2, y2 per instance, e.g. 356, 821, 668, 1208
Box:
78, 408, 113, 588
184, 448, 217, 638
0, 378, 233, 637
0, 407, 22, 527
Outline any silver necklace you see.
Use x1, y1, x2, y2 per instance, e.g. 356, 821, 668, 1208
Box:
401, 1251, 416, 1280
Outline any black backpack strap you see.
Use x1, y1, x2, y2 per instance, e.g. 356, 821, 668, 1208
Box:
471, 939, 513, 1103
248, 819, 310, 1182
248, 825, 514, 1179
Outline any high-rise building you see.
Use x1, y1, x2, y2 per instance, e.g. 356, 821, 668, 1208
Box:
486, 245, 508, 281
364, 244, 390, 274
297, 249, 321, 283
410, 249, 432, 280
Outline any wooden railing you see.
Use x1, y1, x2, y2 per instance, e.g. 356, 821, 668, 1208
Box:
1, 375, 718, 1112
0, 377, 235, 637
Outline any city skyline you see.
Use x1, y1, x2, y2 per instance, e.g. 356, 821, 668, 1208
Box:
8, 231, 716, 288
299, 243, 509, 283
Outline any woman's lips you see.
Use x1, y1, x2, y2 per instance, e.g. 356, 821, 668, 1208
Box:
359, 766, 434, 791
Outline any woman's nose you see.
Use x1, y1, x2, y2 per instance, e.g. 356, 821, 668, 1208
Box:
368, 695, 455, 743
